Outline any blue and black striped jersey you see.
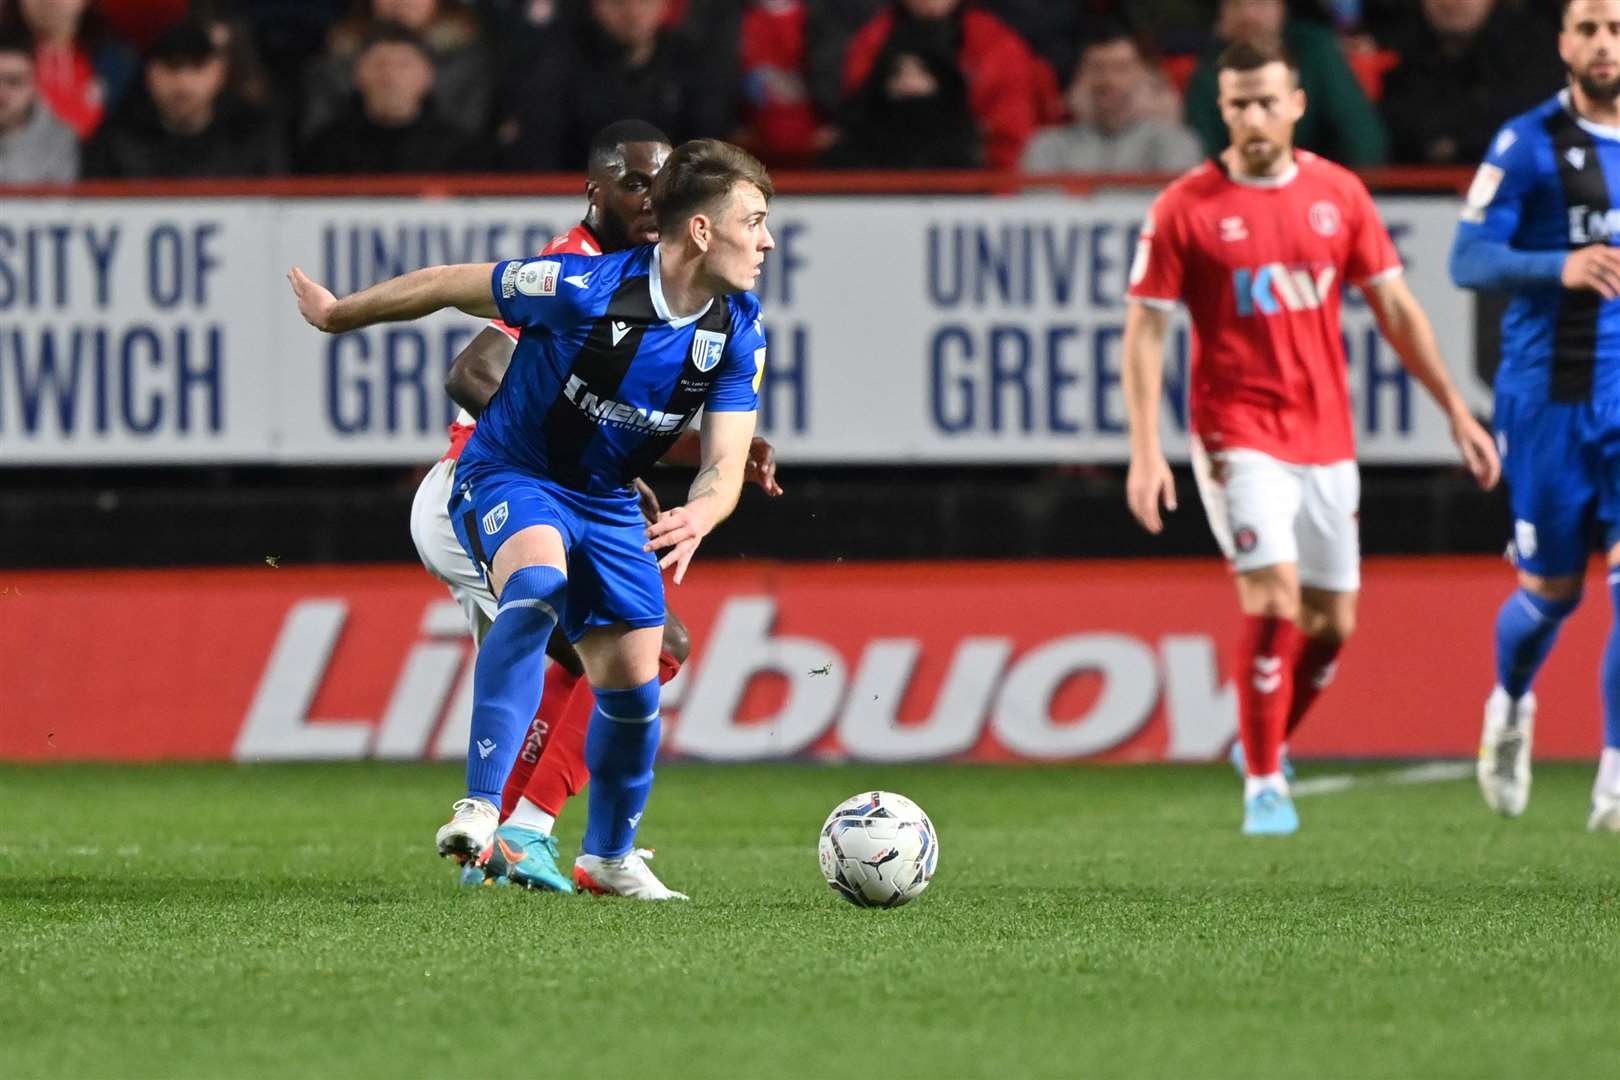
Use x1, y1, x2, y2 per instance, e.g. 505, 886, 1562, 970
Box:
1453, 90, 1620, 402
460, 244, 766, 494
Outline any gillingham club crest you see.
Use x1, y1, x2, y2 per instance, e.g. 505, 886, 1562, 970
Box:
691, 330, 727, 372
482, 501, 509, 536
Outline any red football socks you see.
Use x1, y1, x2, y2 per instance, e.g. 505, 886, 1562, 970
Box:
521, 671, 595, 817
1236, 615, 1302, 777
1286, 635, 1343, 738
516, 650, 685, 821
498, 663, 580, 819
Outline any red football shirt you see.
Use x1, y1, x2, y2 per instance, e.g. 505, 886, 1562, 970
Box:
1127, 152, 1401, 465
440, 222, 604, 462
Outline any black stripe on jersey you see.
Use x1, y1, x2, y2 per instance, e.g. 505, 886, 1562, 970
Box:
618, 302, 737, 482
542, 275, 656, 489
1546, 109, 1606, 402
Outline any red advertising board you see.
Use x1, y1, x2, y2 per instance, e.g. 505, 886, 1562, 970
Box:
0, 558, 1611, 763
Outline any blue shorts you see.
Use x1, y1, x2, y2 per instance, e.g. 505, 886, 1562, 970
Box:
1496, 391, 1620, 577
448, 464, 664, 643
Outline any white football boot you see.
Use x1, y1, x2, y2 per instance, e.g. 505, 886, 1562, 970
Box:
1477, 687, 1534, 818
1588, 793, 1620, 832
1588, 749, 1620, 832
573, 850, 688, 900
435, 797, 499, 863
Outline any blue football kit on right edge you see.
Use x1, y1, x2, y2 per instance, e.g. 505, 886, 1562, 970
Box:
1452, 90, 1620, 576
1452, 89, 1620, 756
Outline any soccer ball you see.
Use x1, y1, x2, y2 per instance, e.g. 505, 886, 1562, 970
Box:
817, 791, 938, 908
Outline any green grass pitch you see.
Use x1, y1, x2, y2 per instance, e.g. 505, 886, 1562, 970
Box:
3, 761, 1618, 1079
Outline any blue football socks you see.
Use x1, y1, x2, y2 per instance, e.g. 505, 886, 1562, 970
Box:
582, 678, 662, 858
1494, 587, 1578, 699
466, 564, 567, 804
1605, 573, 1620, 750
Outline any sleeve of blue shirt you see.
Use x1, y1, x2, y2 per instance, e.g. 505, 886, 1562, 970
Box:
489, 256, 585, 331
705, 297, 766, 413
1450, 122, 1567, 291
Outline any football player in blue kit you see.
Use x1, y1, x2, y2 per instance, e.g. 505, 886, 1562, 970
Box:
290, 139, 774, 896
1451, 0, 1620, 829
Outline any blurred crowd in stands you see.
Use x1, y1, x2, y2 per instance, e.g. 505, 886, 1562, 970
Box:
0, 0, 1570, 183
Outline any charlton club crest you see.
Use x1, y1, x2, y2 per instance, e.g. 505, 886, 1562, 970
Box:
1308, 201, 1341, 238
691, 330, 727, 372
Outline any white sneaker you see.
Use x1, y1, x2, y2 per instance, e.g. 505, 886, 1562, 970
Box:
1590, 749, 1620, 831
1477, 687, 1534, 818
573, 851, 688, 900
1588, 792, 1620, 832
435, 797, 499, 863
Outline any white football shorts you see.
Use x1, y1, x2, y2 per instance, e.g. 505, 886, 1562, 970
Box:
1189, 440, 1361, 592
410, 457, 497, 643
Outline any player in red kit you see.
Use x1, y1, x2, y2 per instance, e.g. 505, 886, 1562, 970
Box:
1122, 42, 1500, 835
410, 120, 782, 885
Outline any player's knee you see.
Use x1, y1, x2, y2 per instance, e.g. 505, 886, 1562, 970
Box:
1237, 575, 1299, 620
1244, 595, 1298, 620
1519, 572, 1583, 605
1298, 597, 1356, 642
496, 564, 568, 623
490, 525, 568, 596
1323, 610, 1356, 642
661, 617, 691, 666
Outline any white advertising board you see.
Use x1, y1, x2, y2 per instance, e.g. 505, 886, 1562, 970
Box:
0, 193, 1482, 464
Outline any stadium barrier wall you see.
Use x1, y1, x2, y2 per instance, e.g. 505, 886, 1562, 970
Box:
0, 188, 1484, 466
4, 556, 1609, 764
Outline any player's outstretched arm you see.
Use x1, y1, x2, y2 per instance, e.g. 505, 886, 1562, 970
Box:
1122, 300, 1178, 533
1361, 274, 1500, 490
444, 327, 518, 418
288, 263, 501, 334
659, 430, 784, 496
644, 409, 756, 584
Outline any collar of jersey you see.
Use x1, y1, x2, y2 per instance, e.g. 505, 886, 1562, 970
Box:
1561, 89, 1620, 143
648, 243, 714, 329
1222, 157, 1299, 189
